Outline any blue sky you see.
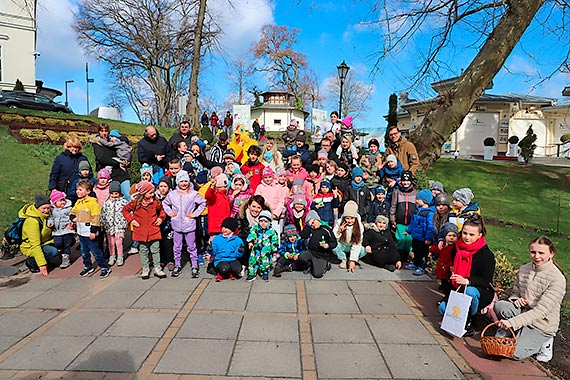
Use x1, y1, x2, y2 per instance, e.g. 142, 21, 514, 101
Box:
35, 0, 570, 135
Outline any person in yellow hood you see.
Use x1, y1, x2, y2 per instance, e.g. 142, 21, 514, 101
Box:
19, 194, 57, 276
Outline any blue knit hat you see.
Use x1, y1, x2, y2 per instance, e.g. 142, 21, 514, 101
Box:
351, 167, 363, 178
417, 189, 433, 205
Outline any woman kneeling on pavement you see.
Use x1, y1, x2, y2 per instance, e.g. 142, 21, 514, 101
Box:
493, 236, 566, 362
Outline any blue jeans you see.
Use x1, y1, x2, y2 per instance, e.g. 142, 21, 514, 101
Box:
54, 234, 76, 256
79, 235, 108, 270
438, 286, 481, 316
26, 245, 59, 269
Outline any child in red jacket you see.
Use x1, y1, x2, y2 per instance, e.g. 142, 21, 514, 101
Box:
241, 145, 265, 193
205, 173, 230, 237
431, 222, 459, 294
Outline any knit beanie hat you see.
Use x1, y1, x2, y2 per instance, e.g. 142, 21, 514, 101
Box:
210, 166, 223, 178
417, 189, 433, 205
289, 119, 298, 127
430, 181, 444, 193
283, 224, 299, 238
374, 187, 386, 195
375, 215, 389, 225
306, 209, 321, 222
49, 189, 66, 205
295, 134, 306, 143
216, 174, 229, 188
140, 163, 153, 177
221, 217, 239, 232
351, 167, 363, 178
176, 170, 190, 185
259, 210, 273, 222
109, 181, 122, 194
338, 162, 350, 174
223, 149, 236, 160
452, 188, 474, 206
231, 174, 249, 191
341, 116, 353, 127
135, 180, 155, 196
440, 222, 459, 238
292, 195, 307, 207
368, 138, 380, 148
262, 166, 275, 178
109, 129, 121, 138
34, 194, 51, 209
401, 171, 413, 182
343, 200, 358, 218
78, 160, 91, 171
320, 180, 332, 190
434, 192, 450, 207
317, 150, 328, 159
275, 166, 287, 177
97, 168, 111, 179
386, 154, 397, 164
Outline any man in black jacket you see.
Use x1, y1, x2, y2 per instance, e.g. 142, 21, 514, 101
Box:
298, 210, 338, 278
137, 126, 172, 170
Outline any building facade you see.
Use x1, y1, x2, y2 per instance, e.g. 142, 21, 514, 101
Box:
251, 90, 308, 132
0, 0, 37, 91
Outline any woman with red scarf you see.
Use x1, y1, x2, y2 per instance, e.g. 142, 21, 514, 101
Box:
437, 215, 495, 336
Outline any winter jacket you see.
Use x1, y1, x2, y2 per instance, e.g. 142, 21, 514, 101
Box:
362, 226, 399, 260
450, 244, 495, 309
448, 202, 481, 230
432, 243, 453, 280
205, 187, 230, 234
48, 150, 88, 196
283, 144, 311, 165
209, 142, 226, 164
348, 185, 372, 221
48, 200, 74, 236
310, 192, 339, 226
285, 197, 310, 232
390, 187, 417, 225
94, 183, 110, 207
281, 127, 302, 148
384, 136, 420, 173
506, 260, 566, 335
70, 196, 101, 237
300, 223, 337, 259
137, 131, 173, 168
100, 197, 129, 235
333, 217, 364, 262
211, 234, 244, 267
229, 188, 252, 218
19, 204, 53, 267
240, 160, 265, 193
367, 199, 389, 223
168, 131, 194, 151
377, 161, 404, 185
122, 199, 166, 242
286, 167, 309, 185
90, 134, 130, 183
302, 176, 322, 201
407, 205, 436, 242
277, 239, 306, 260
335, 146, 358, 168
69, 171, 97, 202
162, 186, 206, 233
255, 182, 289, 218
247, 225, 279, 256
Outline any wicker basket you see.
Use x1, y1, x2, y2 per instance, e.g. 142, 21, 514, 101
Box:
480, 321, 516, 359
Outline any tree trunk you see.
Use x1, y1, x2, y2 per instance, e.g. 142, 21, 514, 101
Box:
410, 0, 545, 169
186, 0, 207, 128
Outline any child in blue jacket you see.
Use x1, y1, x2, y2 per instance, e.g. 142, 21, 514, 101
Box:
406, 189, 435, 276
210, 217, 244, 281
273, 224, 306, 277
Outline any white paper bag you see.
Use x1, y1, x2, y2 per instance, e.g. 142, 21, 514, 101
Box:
441, 289, 472, 337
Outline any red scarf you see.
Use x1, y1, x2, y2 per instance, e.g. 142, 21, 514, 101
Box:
452, 237, 487, 289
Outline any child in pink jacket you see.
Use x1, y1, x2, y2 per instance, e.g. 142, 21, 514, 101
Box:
255, 166, 289, 239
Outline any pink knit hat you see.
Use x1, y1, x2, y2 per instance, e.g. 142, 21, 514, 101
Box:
135, 180, 155, 196
98, 168, 111, 179
231, 174, 249, 191
216, 174, 229, 188
341, 116, 353, 127
49, 189, 66, 205
262, 166, 275, 178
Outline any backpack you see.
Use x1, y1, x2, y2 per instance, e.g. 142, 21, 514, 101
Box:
4, 216, 43, 246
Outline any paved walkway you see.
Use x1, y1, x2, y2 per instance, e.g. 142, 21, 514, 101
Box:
0, 263, 555, 380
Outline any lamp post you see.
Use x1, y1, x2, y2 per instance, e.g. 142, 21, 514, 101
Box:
337, 60, 350, 118
64, 80, 74, 108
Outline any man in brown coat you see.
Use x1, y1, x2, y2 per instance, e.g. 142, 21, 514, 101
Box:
384, 125, 420, 173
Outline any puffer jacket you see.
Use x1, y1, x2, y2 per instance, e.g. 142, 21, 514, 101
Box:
255, 182, 290, 218
211, 234, 244, 267
407, 205, 436, 242
48, 150, 88, 195
162, 185, 206, 233
390, 186, 417, 225
48, 200, 74, 236
19, 204, 53, 267
122, 199, 166, 242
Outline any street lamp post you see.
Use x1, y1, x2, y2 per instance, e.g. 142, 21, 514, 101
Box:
337, 60, 350, 118
65, 80, 74, 108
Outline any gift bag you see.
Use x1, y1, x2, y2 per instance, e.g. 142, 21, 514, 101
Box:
441, 288, 472, 337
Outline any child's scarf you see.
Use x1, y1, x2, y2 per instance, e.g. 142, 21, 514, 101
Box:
452, 237, 487, 288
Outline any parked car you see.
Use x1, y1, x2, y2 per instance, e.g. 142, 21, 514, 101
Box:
0, 91, 72, 113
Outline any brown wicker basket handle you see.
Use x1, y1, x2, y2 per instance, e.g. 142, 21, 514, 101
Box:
481, 320, 516, 340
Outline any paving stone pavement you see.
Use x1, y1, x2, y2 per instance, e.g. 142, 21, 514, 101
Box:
0, 265, 553, 380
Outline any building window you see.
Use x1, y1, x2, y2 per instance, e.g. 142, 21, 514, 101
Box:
274, 119, 281, 126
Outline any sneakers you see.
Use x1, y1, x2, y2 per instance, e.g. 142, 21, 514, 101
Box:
60, 254, 71, 269
128, 246, 139, 254
171, 266, 182, 277
245, 274, 256, 282
191, 266, 199, 278
167, 262, 175, 271
206, 263, 216, 276
262, 273, 269, 282
79, 267, 95, 277
413, 267, 425, 276
99, 267, 112, 278
154, 267, 167, 279
339, 259, 347, 269
273, 271, 282, 278
536, 337, 554, 362
215, 273, 223, 282
240, 265, 247, 277
404, 263, 417, 270
117, 256, 124, 266
141, 267, 150, 279
108, 255, 116, 266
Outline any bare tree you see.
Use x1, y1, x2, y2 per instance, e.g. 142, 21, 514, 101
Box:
326, 71, 373, 119
370, 0, 558, 168
226, 55, 255, 105
74, 0, 219, 127
185, 0, 207, 128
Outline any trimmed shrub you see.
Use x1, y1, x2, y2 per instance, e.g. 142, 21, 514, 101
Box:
483, 137, 496, 146
560, 134, 570, 143
507, 135, 519, 144
518, 126, 537, 164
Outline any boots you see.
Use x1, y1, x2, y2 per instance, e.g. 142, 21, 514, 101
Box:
464, 315, 475, 337
60, 254, 71, 269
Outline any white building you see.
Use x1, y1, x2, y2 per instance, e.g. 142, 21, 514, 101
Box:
251, 90, 309, 132
0, 0, 37, 91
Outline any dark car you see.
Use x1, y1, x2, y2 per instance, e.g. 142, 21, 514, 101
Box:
0, 91, 72, 113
